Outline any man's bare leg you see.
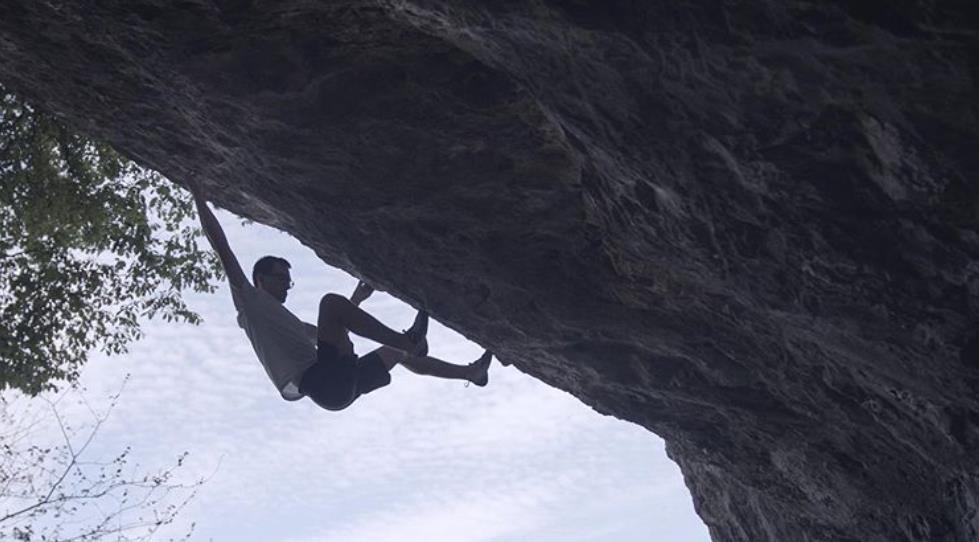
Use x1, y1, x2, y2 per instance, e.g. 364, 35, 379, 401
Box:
320, 295, 491, 384
318, 293, 425, 353
393, 349, 493, 386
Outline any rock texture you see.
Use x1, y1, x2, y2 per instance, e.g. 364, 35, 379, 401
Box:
2, 2, 978, 540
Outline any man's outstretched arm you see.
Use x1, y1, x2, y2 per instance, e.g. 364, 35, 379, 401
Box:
186, 180, 248, 289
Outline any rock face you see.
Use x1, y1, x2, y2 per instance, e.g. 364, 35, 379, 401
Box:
2, 2, 978, 540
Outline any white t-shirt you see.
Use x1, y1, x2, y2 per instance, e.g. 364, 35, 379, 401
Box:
230, 281, 318, 401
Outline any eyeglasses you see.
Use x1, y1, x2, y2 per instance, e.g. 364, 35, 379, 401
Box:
263, 273, 294, 289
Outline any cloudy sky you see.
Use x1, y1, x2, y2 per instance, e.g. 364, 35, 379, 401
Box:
7, 207, 710, 542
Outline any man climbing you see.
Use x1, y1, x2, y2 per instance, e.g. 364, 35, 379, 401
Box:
186, 179, 493, 411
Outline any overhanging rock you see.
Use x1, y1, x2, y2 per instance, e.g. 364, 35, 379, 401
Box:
1, 2, 978, 540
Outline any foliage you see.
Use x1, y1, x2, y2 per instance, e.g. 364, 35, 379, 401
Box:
0, 85, 223, 395
0, 380, 203, 541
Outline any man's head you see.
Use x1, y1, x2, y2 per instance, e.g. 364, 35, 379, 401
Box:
253, 255, 292, 303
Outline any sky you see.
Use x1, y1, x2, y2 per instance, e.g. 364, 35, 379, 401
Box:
4, 207, 710, 542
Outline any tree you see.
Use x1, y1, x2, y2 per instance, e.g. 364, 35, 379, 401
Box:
0, 84, 223, 395
0, 379, 204, 541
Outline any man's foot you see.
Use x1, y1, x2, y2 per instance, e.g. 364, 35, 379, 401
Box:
403, 311, 429, 357
466, 351, 493, 387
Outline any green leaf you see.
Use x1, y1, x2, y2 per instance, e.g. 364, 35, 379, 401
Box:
0, 84, 223, 395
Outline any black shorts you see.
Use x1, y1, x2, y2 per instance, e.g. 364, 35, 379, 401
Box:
299, 342, 392, 411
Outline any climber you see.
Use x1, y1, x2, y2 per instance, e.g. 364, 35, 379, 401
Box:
185, 179, 493, 411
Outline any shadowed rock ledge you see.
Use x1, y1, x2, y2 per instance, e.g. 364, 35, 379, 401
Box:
2, 2, 978, 540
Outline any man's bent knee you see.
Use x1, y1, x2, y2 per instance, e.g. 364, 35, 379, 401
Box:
318, 293, 351, 335
319, 292, 349, 314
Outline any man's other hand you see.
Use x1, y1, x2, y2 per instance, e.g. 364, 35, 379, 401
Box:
184, 178, 205, 201
351, 281, 374, 306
